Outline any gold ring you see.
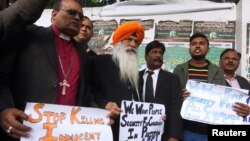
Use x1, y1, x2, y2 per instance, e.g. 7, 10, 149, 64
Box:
6, 126, 13, 133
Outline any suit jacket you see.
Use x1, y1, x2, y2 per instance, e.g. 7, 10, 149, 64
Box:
0, 25, 89, 141
225, 75, 250, 95
139, 69, 183, 141
173, 60, 226, 89
91, 55, 139, 141
0, 0, 49, 48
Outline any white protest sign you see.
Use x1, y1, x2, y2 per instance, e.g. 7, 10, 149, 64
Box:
119, 100, 165, 141
21, 102, 113, 141
181, 80, 249, 125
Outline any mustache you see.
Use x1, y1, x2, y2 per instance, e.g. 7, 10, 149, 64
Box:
125, 48, 137, 53
153, 58, 163, 63
226, 62, 235, 66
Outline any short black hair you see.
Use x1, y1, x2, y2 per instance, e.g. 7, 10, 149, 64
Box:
83, 16, 93, 29
190, 32, 209, 46
220, 48, 241, 60
145, 40, 165, 56
53, 0, 63, 10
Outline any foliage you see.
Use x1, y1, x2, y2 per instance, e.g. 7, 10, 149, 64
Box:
46, 0, 57, 8
9, 0, 240, 8
46, 0, 84, 8
45, 0, 109, 8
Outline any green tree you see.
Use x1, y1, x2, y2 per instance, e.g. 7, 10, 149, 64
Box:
46, 0, 56, 8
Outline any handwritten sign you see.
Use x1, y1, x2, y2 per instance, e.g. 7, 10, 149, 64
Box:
21, 102, 113, 141
181, 80, 249, 125
119, 100, 165, 141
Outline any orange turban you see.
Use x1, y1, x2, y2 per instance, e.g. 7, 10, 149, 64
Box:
112, 22, 145, 46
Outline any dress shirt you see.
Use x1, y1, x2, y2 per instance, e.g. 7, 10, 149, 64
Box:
224, 74, 241, 89
142, 68, 160, 101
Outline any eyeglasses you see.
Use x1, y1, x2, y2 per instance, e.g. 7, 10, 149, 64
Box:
58, 9, 83, 20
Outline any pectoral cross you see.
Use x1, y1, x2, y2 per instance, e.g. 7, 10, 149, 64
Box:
59, 79, 70, 95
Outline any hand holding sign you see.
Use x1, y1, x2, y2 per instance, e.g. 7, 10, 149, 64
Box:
105, 102, 123, 118
233, 102, 250, 117
181, 88, 190, 101
181, 80, 249, 125
21, 103, 113, 141
0, 108, 30, 138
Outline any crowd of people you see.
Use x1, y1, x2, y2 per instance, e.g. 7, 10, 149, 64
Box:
0, 0, 249, 141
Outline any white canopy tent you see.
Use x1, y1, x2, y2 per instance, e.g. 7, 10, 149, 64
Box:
99, 0, 235, 17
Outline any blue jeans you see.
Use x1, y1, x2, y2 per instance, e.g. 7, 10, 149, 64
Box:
182, 130, 208, 141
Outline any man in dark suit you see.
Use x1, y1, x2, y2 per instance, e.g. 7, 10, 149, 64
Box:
91, 21, 144, 141
139, 40, 182, 141
219, 48, 250, 117
0, 0, 91, 140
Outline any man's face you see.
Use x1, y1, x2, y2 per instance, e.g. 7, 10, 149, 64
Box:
51, 0, 83, 37
220, 51, 240, 73
121, 36, 139, 49
75, 18, 93, 43
146, 48, 163, 70
189, 37, 209, 60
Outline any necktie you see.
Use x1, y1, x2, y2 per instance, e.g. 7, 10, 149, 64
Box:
145, 71, 154, 102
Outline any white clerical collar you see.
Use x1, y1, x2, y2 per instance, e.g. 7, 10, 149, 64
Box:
59, 33, 70, 41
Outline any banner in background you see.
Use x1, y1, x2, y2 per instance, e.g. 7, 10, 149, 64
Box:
155, 20, 192, 43
90, 19, 118, 54
88, 20, 235, 72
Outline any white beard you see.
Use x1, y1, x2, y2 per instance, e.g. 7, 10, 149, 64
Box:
112, 43, 139, 91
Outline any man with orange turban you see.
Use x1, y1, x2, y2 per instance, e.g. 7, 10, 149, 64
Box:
90, 21, 144, 141
112, 21, 144, 46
